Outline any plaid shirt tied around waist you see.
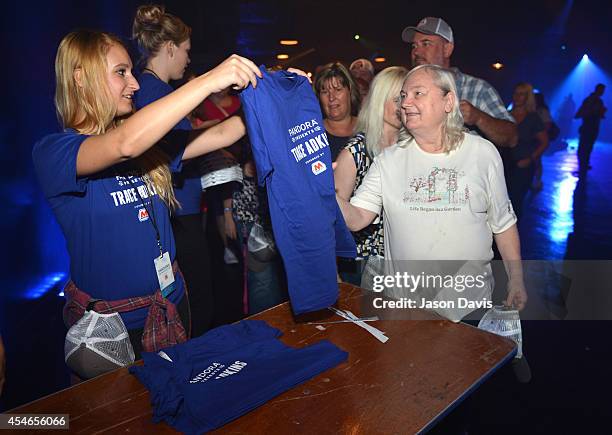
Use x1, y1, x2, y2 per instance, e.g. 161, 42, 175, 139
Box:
62, 262, 188, 353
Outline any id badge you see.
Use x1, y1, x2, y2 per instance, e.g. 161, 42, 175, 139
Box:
154, 252, 176, 298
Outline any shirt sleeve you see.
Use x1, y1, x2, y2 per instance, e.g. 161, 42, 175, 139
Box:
157, 130, 189, 172
476, 80, 515, 123
239, 77, 274, 186
485, 145, 517, 233
350, 157, 383, 216
32, 132, 89, 199
135, 76, 192, 131
344, 134, 365, 177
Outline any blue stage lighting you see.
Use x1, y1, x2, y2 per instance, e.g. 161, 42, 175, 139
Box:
24, 272, 67, 299
582, 54, 589, 61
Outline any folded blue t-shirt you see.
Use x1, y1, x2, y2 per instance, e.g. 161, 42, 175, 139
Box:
130, 320, 348, 434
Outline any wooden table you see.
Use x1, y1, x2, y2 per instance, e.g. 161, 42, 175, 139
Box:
10, 284, 516, 434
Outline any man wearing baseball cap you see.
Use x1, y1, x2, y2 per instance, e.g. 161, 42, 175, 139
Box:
402, 17, 518, 148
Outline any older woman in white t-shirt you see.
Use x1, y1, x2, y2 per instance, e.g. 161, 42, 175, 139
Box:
336, 64, 527, 319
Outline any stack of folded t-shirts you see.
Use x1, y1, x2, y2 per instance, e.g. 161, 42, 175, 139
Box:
130, 320, 348, 434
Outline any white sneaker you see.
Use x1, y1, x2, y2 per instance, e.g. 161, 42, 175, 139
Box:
224, 247, 239, 264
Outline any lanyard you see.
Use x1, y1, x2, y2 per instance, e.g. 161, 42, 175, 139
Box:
143, 68, 162, 82
128, 174, 164, 257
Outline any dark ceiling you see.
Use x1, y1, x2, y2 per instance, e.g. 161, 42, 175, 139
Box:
163, 0, 611, 101
4, 0, 611, 108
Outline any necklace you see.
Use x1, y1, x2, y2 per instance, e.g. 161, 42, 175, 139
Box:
143, 67, 162, 81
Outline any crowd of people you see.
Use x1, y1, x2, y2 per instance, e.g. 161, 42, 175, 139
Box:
20, 5, 606, 386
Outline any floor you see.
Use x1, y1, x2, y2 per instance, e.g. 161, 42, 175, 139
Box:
1, 139, 611, 433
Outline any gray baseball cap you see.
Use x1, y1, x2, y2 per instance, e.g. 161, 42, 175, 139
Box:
402, 17, 454, 44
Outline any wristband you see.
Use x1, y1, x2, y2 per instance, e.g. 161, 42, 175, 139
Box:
223, 207, 232, 213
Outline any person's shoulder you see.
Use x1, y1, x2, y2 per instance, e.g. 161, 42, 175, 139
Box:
462, 132, 499, 159
377, 140, 409, 162
453, 68, 493, 92
345, 132, 365, 150
32, 130, 88, 184
33, 130, 85, 155
137, 72, 167, 87
135, 74, 172, 106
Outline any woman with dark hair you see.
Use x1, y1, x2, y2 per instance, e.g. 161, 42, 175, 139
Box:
314, 62, 361, 161
32, 29, 260, 365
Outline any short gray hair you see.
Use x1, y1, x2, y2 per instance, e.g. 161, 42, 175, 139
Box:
399, 64, 465, 153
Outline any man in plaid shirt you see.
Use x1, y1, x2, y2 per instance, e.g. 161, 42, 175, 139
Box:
402, 17, 518, 148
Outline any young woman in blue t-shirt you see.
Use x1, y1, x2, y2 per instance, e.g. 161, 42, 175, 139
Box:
32, 29, 260, 362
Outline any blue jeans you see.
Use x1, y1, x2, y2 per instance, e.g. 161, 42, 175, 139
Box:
236, 221, 287, 315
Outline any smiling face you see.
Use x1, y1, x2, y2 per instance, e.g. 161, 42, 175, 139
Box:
105, 44, 139, 117
400, 68, 453, 136
169, 39, 191, 81
319, 77, 351, 121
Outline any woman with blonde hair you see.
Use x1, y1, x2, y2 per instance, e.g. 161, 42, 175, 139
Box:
32, 29, 260, 364
337, 65, 527, 320
334, 66, 407, 285
507, 82, 549, 220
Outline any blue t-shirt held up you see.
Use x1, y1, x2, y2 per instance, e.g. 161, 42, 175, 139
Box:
240, 68, 356, 315
32, 130, 185, 329
130, 320, 348, 434
134, 73, 202, 216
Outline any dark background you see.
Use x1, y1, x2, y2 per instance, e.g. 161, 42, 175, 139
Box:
1, 0, 611, 428
1, 0, 611, 286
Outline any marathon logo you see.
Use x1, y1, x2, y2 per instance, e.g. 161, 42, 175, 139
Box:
311, 160, 327, 175
138, 208, 149, 222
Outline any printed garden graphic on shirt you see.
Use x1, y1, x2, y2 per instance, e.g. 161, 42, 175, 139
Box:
403, 166, 470, 211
